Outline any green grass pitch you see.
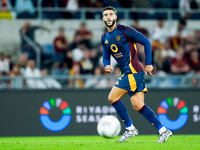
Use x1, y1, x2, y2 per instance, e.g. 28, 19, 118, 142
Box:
0, 135, 200, 150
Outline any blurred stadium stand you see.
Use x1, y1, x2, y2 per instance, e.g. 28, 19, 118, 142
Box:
0, 0, 200, 89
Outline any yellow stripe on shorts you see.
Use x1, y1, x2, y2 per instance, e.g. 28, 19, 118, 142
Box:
143, 87, 148, 93
128, 74, 137, 92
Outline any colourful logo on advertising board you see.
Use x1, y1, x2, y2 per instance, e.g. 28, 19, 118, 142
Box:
157, 97, 188, 130
40, 98, 71, 131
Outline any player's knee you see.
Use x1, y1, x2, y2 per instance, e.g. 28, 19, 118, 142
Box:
132, 104, 141, 111
108, 96, 117, 104
108, 96, 113, 103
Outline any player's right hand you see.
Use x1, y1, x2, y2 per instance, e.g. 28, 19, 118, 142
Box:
145, 65, 154, 77
105, 65, 113, 73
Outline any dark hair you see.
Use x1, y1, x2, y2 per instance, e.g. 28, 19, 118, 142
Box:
102, 6, 117, 15
179, 19, 186, 26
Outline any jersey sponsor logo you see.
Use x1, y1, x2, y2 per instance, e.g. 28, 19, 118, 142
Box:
110, 44, 118, 53
105, 40, 109, 44
114, 52, 123, 58
116, 35, 121, 41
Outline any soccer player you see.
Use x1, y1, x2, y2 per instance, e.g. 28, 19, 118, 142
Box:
101, 6, 172, 143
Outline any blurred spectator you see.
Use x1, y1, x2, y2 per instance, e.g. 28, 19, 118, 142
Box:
194, 30, 200, 43
40, 69, 62, 89
184, 41, 196, 60
75, 22, 93, 48
78, 0, 103, 18
10, 65, 23, 88
154, 40, 176, 73
179, 0, 192, 19
65, 0, 79, 11
189, 49, 200, 71
84, 66, 107, 89
170, 46, 191, 74
20, 22, 50, 59
131, 20, 149, 37
149, 17, 169, 44
0, 53, 10, 76
53, 27, 69, 62
52, 62, 69, 76
15, 0, 35, 18
0, 0, 15, 19
194, 30, 200, 52
169, 29, 185, 51
51, 61, 70, 87
24, 59, 46, 89
151, 38, 164, 56
170, 19, 188, 38
90, 48, 99, 70
60, 0, 80, 18
10, 65, 21, 76
68, 62, 84, 88
7, 55, 14, 72
0, 0, 12, 11
80, 49, 93, 74
69, 32, 82, 50
17, 53, 28, 75
71, 42, 85, 62
184, 35, 196, 46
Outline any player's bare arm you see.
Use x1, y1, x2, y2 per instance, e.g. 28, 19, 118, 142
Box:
105, 65, 113, 73
144, 65, 154, 77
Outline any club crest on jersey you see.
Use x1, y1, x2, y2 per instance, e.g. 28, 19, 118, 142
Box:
116, 35, 121, 41
105, 40, 109, 44
110, 44, 118, 53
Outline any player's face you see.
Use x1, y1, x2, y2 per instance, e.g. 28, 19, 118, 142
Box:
102, 10, 117, 28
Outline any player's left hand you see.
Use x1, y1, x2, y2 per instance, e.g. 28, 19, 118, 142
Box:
145, 65, 154, 77
105, 65, 113, 73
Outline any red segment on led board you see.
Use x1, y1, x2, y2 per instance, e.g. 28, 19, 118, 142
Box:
60, 101, 68, 110
177, 100, 185, 109
157, 106, 167, 114
40, 107, 49, 114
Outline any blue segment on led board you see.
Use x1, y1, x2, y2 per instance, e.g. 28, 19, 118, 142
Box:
160, 100, 169, 110
158, 114, 188, 130
43, 101, 51, 110
40, 115, 71, 131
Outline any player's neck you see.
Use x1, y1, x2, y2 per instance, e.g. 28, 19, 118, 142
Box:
107, 23, 117, 32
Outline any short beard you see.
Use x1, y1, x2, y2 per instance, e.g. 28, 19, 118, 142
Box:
104, 19, 116, 28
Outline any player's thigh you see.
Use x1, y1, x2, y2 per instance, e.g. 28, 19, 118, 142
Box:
130, 91, 145, 111
108, 86, 128, 103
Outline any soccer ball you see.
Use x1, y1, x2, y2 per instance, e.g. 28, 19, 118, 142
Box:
97, 115, 121, 138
